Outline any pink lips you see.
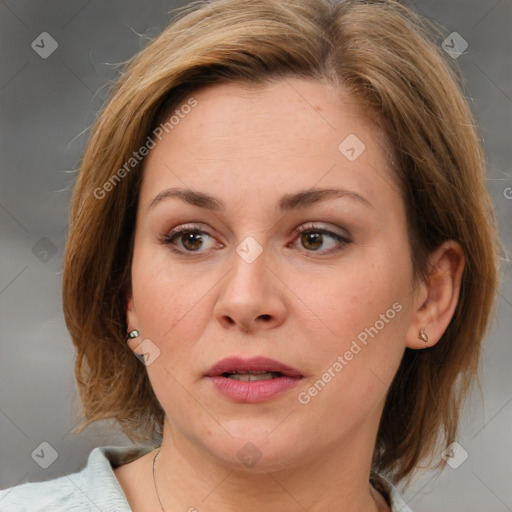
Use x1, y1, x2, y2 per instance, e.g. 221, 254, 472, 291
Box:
205, 356, 303, 403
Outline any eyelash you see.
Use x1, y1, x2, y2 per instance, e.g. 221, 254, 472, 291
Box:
293, 224, 350, 254
159, 224, 220, 256
160, 223, 351, 256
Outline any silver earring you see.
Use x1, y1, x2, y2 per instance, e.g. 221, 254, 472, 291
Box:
126, 330, 140, 342
418, 327, 429, 343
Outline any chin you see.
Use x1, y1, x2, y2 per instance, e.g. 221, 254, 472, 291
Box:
200, 426, 308, 473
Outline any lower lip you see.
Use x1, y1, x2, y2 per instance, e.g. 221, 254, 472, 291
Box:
207, 375, 302, 403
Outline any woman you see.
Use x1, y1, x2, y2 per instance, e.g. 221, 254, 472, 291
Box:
0, 0, 499, 510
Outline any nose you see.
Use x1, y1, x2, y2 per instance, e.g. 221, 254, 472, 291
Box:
213, 248, 288, 333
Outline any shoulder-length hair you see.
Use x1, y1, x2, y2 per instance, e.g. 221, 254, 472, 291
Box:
62, 0, 500, 484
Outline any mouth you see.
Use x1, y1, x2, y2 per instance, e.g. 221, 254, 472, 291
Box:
221, 370, 285, 381
206, 356, 303, 378
205, 356, 303, 403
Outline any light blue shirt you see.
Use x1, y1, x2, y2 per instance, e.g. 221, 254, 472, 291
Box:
0, 445, 413, 511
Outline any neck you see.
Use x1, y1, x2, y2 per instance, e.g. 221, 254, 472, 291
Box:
151, 418, 388, 512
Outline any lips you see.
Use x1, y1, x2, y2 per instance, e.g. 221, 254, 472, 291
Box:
205, 356, 303, 378
205, 356, 303, 403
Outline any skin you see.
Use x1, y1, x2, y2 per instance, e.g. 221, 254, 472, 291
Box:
116, 78, 464, 512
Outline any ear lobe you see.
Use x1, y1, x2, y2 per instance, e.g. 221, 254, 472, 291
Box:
406, 241, 465, 349
125, 293, 140, 352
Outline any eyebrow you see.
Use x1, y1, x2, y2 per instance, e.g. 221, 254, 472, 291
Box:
148, 187, 373, 211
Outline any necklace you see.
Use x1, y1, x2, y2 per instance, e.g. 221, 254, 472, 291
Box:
153, 447, 384, 512
152, 448, 165, 512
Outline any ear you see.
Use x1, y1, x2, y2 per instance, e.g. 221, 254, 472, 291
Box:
406, 240, 465, 349
125, 291, 140, 353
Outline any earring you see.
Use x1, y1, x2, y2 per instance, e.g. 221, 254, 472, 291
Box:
126, 329, 140, 342
418, 327, 429, 344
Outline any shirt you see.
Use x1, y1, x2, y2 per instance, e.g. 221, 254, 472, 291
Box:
0, 445, 413, 511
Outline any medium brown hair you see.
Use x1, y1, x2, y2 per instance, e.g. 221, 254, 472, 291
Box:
62, 0, 500, 484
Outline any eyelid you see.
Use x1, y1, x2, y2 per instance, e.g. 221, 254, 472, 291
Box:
294, 222, 350, 239
167, 222, 208, 235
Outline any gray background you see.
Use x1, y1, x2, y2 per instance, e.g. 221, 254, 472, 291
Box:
0, 1, 511, 510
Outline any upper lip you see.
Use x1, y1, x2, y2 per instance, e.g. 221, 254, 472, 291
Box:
205, 356, 303, 378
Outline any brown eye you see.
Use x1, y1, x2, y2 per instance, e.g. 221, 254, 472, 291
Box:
300, 232, 323, 250
293, 225, 351, 254
161, 224, 221, 255
180, 232, 204, 251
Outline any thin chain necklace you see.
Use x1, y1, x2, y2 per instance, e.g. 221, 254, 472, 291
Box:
152, 448, 165, 512
152, 447, 383, 512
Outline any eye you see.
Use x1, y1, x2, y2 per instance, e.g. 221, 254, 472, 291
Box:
291, 224, 351, 254
160, 224, 222, 254
160, 223, 350, 256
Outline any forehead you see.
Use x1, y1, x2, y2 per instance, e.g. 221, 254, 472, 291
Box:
139, 78, 398, 210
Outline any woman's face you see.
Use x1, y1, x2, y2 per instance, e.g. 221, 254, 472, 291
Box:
127, 78, 420, 470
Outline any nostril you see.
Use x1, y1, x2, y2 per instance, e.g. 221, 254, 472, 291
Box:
258, 314, 271, 321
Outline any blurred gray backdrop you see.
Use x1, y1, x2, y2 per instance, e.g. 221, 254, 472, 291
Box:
0, 1, 511, 511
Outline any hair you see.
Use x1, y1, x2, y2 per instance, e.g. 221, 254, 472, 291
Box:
62, 0, 500, 485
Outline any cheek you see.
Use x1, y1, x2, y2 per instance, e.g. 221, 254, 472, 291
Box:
130, 246, 212, 351
130, 251, 213, 414
294, 255, 406, 344
293, 252, 410, 408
